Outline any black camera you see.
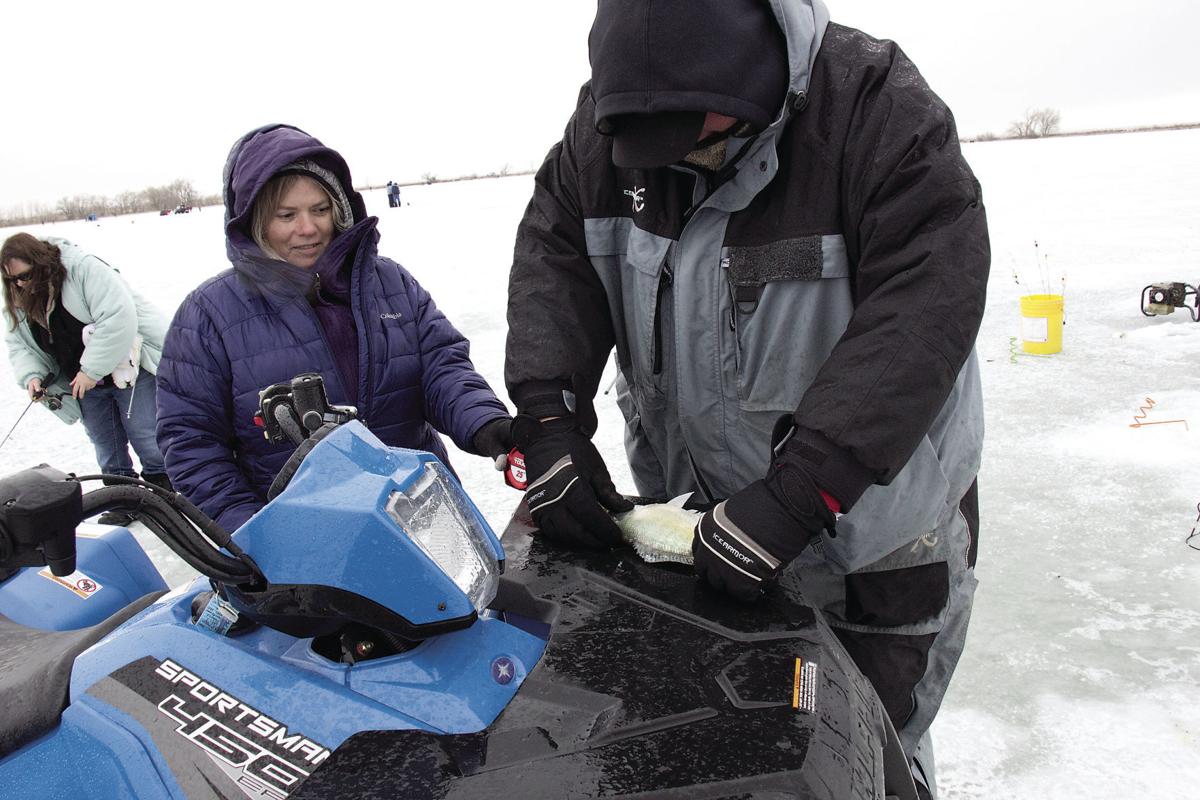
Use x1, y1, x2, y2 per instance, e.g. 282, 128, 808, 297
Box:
255, 373, 357, 446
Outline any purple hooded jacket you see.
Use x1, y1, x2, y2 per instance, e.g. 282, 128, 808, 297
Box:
156, 124, 509, 530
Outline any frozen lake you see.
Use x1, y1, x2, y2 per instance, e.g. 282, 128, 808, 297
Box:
2, 127, 1199, 797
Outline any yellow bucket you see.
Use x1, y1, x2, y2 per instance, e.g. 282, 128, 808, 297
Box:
1019, 294, 1064, 354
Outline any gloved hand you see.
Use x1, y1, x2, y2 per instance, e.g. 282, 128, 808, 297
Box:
472, 417, 514, 468
512, 414, 633, 548
693, 450, 836, 601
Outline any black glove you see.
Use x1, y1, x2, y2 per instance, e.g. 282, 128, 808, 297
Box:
693, 449, 836, 601
512, 414, 633, 548
472, 417, 514, 462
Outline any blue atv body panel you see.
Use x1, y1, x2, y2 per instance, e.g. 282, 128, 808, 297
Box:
233, 423, 505, 630
1, 581, 546, 797
0, 524, 167, 631
1, 702, 170, 800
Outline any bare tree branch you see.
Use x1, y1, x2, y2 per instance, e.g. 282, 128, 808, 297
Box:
1007, 107, 1062, 138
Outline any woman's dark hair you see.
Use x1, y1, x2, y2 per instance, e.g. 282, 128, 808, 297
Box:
1, 233, 65, 331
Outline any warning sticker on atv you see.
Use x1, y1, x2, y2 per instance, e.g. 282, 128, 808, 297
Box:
38, 567, 102, 599
792, 657, 818, 713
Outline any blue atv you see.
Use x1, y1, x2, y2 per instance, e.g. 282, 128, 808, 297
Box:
0, 375, 917, 799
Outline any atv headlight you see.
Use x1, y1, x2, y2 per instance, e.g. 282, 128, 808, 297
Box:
385, 462, 500, 611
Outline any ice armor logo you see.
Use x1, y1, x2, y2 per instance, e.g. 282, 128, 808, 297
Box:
623, 186, 645, 212
711, 531, 753, 565
149, 658, 331, 799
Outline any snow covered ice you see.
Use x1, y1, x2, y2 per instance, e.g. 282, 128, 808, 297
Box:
2, 128, 1199, 797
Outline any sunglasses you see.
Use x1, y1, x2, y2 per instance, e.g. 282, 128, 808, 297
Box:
2, 272, 33, 285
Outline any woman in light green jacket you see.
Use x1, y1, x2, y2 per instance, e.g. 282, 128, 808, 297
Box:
2, 233, 170, 493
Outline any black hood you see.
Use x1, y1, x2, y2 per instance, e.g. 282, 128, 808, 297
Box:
589, 0, 789, 168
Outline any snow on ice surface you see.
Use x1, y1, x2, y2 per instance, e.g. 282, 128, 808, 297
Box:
2, 128, 1199, 797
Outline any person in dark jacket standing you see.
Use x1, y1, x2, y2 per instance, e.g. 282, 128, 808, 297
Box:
504, 2, 989, 796
157, 124, 512, 532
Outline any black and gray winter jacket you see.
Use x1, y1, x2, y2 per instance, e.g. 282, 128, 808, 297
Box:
505, 0, 989, 572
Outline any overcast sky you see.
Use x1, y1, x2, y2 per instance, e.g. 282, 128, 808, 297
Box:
3, 0, 1198, 211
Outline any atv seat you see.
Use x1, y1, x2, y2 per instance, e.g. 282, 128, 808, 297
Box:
0, 591, 164, 757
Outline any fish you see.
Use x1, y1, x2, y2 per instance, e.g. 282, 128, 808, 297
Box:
614, 499, 701, 565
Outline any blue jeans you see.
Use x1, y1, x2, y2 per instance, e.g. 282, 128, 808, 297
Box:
78, 368, 165, 477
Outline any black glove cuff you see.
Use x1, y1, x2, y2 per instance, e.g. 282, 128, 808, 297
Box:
512, 414, 579, 449
511, 381, 576, 420
778, 426, 875, 512
768, 462, 835, 532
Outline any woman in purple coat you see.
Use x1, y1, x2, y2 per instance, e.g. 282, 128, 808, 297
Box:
156, 124, 511, 530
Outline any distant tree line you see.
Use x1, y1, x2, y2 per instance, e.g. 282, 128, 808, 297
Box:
1006, 108, 1062, 139
966, 107, 1200, 143
969, 107, 1063, 142
0, 179, 220, 228
413, 163, 533, 187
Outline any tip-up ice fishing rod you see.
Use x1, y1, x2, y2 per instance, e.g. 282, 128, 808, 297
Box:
0, 373, 64, 452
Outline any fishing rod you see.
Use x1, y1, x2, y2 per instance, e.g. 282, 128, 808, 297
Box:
0, 373, 63, 451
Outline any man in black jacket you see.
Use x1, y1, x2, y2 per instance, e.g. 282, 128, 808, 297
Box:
505, 2, 989, 795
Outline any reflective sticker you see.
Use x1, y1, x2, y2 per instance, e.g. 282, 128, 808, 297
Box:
38, 568, 102, 599
491, 656, 516, 685
792, 657, 818, 713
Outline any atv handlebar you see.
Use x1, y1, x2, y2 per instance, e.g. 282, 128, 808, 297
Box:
256, 373, 356, 446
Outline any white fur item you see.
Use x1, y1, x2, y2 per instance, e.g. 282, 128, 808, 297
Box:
614, 502, 701, 565
81, 324, 142, 388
